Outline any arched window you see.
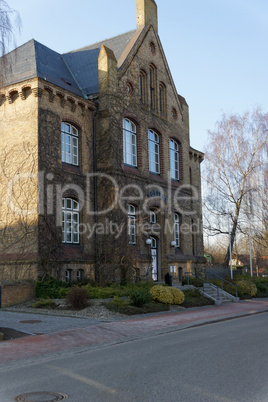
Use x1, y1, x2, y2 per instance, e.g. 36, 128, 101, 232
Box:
174, 213, 180, 248
149, 64, 157, 111
62, 198, 79, 244
169, 139, 180, 180
128, 204, 136, 244
150, 209, 157, 224
123, 118, 137, 167
139, 70, 148, 104
65, 269, 73, 283
159, 82, 167, 116
148, 129, 160, 174
61, 122, 78, 165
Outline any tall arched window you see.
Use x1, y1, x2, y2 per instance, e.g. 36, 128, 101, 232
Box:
149, 64, 157, 111
159, 82, 167, 116
128, 204, 136, 245
62, 198, 79, 244
123, 118, 137, 167
139, 70, 148, 104
148, 129, 160, 174
61, 122, 78, 165
169, 139, 180, 180
174, 213, 180, 248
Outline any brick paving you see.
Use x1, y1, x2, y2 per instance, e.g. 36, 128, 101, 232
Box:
0, 299, 268, 365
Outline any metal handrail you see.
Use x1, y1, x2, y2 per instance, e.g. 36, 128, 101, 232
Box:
184, 271, 221, 300
205, 272, 238, 298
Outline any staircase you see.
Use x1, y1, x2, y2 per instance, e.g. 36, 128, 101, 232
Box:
202, 282, 239, 305
183, 271, 239, 306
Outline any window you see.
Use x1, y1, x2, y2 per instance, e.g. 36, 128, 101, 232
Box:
139, 70, 148, 104
169, 139, 180, 180
159, 82, 166, 116
128, 204, 136, 244
62, 198, 79, 244
150, 210, 157, 224
123, 118, 137, 167
148, 129, 160, 174
61, 122, 78, 165
77, 269, 84, 281
149, 64, 157, 111
174, 213, 180, 248
65, 269, 72, 283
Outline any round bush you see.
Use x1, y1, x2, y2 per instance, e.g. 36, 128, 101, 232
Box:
169, 287, 185, 305
237, 280, 257, 297
150, 285, 173, 305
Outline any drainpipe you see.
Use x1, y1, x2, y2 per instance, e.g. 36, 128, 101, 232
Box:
92, 104, 99, 284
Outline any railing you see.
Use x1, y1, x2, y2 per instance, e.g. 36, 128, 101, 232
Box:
184, 271, 222, 300
205, 272, 238, 298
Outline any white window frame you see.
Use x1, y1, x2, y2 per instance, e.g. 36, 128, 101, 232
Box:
128, 204, 136, 245
76, 269, 84, 281
123, 118, 137, 167
61, 122, 79, 166
62, 198, 79, 244
174, 213, 180, 248
65, 269, 72, 283
170, 139, 180, 180
150, 210, 157, 224
148, 129, 160, 174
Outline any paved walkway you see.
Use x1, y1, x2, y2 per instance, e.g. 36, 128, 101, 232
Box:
1, 299, 268, 365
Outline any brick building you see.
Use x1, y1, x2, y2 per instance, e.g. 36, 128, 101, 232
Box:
0, 0, 205, 283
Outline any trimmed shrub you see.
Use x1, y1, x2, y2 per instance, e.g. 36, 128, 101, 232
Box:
150, 285, 173, 305
129, 288, 152, 307
237, 280, 257, 298
35, 277, 70, 299
66, 287, 89, 310
169, 287, 185, 305
32, 299, 59, 309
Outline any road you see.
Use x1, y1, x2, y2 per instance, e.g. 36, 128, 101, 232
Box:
0, 313, 268, 402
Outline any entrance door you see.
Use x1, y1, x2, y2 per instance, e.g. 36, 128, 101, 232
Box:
151, 237, 158, 281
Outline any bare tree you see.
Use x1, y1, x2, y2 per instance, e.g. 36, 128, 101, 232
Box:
0, 0, 21, 56
202, 107, 268, 267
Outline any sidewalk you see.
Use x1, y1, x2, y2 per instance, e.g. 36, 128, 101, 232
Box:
0, 299, 268, 365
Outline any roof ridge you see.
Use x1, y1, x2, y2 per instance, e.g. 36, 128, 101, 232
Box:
66, 29, 137, 54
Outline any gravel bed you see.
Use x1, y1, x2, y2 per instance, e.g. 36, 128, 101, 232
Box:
2, 299, 185, 320
2, 299, 127, 321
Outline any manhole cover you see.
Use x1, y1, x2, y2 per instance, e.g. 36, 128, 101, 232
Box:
15, 391, 68, 401
19, 320, 42, 324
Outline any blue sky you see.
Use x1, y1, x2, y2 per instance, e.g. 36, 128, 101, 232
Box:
9, 0, 268, 152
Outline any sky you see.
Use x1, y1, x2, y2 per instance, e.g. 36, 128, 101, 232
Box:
8, 0, 268, 152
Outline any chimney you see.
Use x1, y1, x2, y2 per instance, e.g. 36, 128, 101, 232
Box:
136, 0, 158, 34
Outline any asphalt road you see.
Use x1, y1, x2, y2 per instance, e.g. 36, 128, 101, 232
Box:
0, 313, 268, 402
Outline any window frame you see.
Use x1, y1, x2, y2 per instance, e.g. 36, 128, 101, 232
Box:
128, 204, 136, 245
61, 122, 79, 166
174, 213, 180, 248
123, 118, 137, 167
62, 198, 80, 244
150, 210, 157, 224
65, 269, 73, 283
169, 139, 180, 180
148, 129, 160, 174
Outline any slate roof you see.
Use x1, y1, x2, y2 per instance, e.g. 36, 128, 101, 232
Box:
0, 30, 137, 99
